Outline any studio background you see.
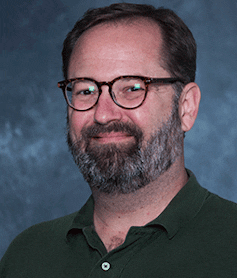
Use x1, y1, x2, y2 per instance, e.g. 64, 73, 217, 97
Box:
1, 0, 237, 258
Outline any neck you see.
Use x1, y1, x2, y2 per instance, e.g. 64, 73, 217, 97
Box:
92, 159, 188, 252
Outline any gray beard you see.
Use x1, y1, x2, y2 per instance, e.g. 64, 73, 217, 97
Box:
67, 104, 184, 195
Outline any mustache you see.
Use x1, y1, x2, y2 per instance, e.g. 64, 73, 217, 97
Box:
81, 121, 143, 142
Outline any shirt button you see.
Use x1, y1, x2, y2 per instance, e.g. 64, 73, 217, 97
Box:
101, 262, 110, 271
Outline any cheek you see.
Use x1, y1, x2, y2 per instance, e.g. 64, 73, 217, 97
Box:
129, 95, 173, 136
68, 109, 92, 140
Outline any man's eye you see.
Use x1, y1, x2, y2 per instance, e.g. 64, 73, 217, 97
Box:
77, 90, 94, 95
72, 84, 97, 96
73, 87, 97, 96
129, 87, 139, 92
125, 86, 144, 92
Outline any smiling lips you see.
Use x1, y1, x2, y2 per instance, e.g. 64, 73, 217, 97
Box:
93, 132, 133, 143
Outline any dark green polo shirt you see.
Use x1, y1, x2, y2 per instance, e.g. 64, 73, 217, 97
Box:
1, 170, 237, 277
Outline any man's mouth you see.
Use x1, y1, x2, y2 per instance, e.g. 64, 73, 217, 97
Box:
92, 132, 133, 144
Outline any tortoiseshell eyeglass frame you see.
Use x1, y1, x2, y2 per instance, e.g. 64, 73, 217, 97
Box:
57, 75, 185, 111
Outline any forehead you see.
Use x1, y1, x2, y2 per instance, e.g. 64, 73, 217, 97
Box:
68, 18, 166, 78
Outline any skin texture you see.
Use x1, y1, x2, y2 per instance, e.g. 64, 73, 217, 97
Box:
67, 19, 201, 252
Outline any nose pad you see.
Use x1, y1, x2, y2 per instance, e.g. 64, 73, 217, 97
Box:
93, 85, 122, 124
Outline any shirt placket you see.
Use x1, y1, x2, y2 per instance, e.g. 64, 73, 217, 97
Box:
84, 226, 164, 278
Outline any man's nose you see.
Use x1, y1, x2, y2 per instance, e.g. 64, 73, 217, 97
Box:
93, 85, 123, 124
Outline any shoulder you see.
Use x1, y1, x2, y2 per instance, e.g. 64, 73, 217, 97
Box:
186, 169, 237, 224
0, 211, 80, 277
0, 211, 78, 263
17, 211, 78, 239
194, 190, 237, 235
204, 191, 237, 218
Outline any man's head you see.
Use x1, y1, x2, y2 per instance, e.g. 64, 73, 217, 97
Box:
59, 3, 200, 194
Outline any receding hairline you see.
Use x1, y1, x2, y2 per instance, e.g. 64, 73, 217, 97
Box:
73, 15, 164, 45
69, 16, 168, 75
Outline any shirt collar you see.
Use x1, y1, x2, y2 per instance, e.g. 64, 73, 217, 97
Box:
66, 169, 209, 240
66, 195, 94, 237
148, 169, 209, 239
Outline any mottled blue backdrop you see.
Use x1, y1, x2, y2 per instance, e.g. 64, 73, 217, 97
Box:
1, 0, 237, 257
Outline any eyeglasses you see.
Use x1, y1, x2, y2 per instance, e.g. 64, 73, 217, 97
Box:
58, 75, 184, 111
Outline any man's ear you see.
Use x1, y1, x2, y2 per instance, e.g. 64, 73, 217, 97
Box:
179, 82, 201, 132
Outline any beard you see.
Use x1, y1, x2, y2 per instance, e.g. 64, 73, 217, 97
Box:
67, 102, 184, 195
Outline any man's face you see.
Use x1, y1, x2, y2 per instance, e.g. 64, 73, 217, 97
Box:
67, 19, 184, 194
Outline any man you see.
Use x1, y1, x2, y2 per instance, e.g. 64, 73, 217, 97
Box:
1, 3, 237, 277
